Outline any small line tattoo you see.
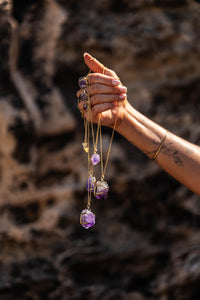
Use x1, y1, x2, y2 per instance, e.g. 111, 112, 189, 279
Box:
161, 142, 184, 167
151, 137, 184, 167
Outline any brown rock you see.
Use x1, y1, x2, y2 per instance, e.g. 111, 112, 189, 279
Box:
0, 1, 200, 299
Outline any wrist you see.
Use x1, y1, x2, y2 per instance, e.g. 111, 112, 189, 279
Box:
115, 101, 166, 159
116, 101, 135, 135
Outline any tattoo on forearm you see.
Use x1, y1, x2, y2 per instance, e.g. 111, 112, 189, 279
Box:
163, 144, 184, 167
153, 140, 184, 167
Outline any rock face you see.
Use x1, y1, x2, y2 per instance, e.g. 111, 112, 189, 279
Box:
0, 0, 200, 299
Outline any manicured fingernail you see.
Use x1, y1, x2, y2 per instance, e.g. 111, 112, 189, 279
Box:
112, 101, 117, 106
119, 94, 126, 100
112, 79, 121, 86
119, 86, 127, 93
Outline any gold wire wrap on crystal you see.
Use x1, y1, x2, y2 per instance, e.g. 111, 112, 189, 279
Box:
152, 130, 167, 161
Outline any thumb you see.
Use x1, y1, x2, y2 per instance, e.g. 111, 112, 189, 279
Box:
83, 53, 117, 78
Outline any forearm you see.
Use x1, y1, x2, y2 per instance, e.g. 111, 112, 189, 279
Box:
117, 102, 200, 196
80, 53, 200, 195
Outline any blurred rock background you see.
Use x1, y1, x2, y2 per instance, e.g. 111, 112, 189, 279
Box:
0, 0, 200, 299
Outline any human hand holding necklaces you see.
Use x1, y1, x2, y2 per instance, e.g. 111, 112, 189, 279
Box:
77, 53, 128, 228
77, 53, 128, 129
77, 52, 200, 227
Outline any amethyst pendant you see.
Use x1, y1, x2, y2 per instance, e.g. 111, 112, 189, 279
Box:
91, 153, 100, 165
80, 209, 95, 229
87, 175, 96, 192
95, 180, 109, 200
78, 77, 87, 88
78, 92, 88, 102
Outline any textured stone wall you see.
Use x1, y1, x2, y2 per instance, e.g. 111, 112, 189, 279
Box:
0, 0, 200, 299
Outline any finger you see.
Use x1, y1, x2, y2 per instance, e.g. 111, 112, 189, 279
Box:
77, 88, 89, 102
84, 53, 117, 78
87, 73, 121, 87
78, 101, 114, 122
78, 99, 88, 112
76, 89, 82, 98
88, 83, 127, 96
91, 103, 114, 118
78, 93, 125, 112
90, 93, 126, 106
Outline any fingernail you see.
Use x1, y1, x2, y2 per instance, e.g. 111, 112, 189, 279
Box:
112, 79, 121, 86
112, 101, 117, 106
119, 94, 126, 100
119, 86, 127, 93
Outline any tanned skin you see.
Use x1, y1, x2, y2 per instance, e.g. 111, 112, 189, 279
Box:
77, 53, 200, 196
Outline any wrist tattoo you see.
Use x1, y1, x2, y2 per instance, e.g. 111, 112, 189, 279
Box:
163, 145, 184, 167
154, 139, 184, 167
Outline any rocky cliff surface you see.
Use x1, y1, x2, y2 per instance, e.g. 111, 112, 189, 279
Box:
0, 0, 200, 299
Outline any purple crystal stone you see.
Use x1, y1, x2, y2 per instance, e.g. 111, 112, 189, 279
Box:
91, 153, 100, 165
78, 92, 88, 101
95, 180, 109, 200
86, 175, 96, 192
80, 209, 95, 229
78, 77, 87, 88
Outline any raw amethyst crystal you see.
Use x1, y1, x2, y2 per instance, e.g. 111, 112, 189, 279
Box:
95, 180, 109, 200
78, 92, 88, 101
78, 77, 87, 88
80, 209, 95, 229
86, 175, 96, 192
91, 153, 100, 165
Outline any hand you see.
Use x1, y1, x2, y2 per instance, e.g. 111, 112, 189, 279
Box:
77, 53, 128, 129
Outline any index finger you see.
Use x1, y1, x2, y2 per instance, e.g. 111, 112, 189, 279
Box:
84, 53, 118, 78
87, 73, 121, 87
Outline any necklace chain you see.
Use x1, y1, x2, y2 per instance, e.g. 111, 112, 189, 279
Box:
82, 70, 119, 214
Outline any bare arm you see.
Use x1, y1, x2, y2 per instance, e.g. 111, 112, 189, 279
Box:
117, 102, 200, 195
77, 53, 200, 196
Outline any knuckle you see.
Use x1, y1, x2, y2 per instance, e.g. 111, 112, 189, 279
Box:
88, 74, 101, 85
90, 84, 97, 95
89, 84, 93, 94
95, 74, 102, 81
91, 94, 98, 104
90, 74, 100, 84
92, 105, 99, 115
87, 74, 92, 84
77, 102, 82, 110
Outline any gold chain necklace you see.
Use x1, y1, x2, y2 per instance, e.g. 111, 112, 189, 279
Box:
79, 71, 119, 229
